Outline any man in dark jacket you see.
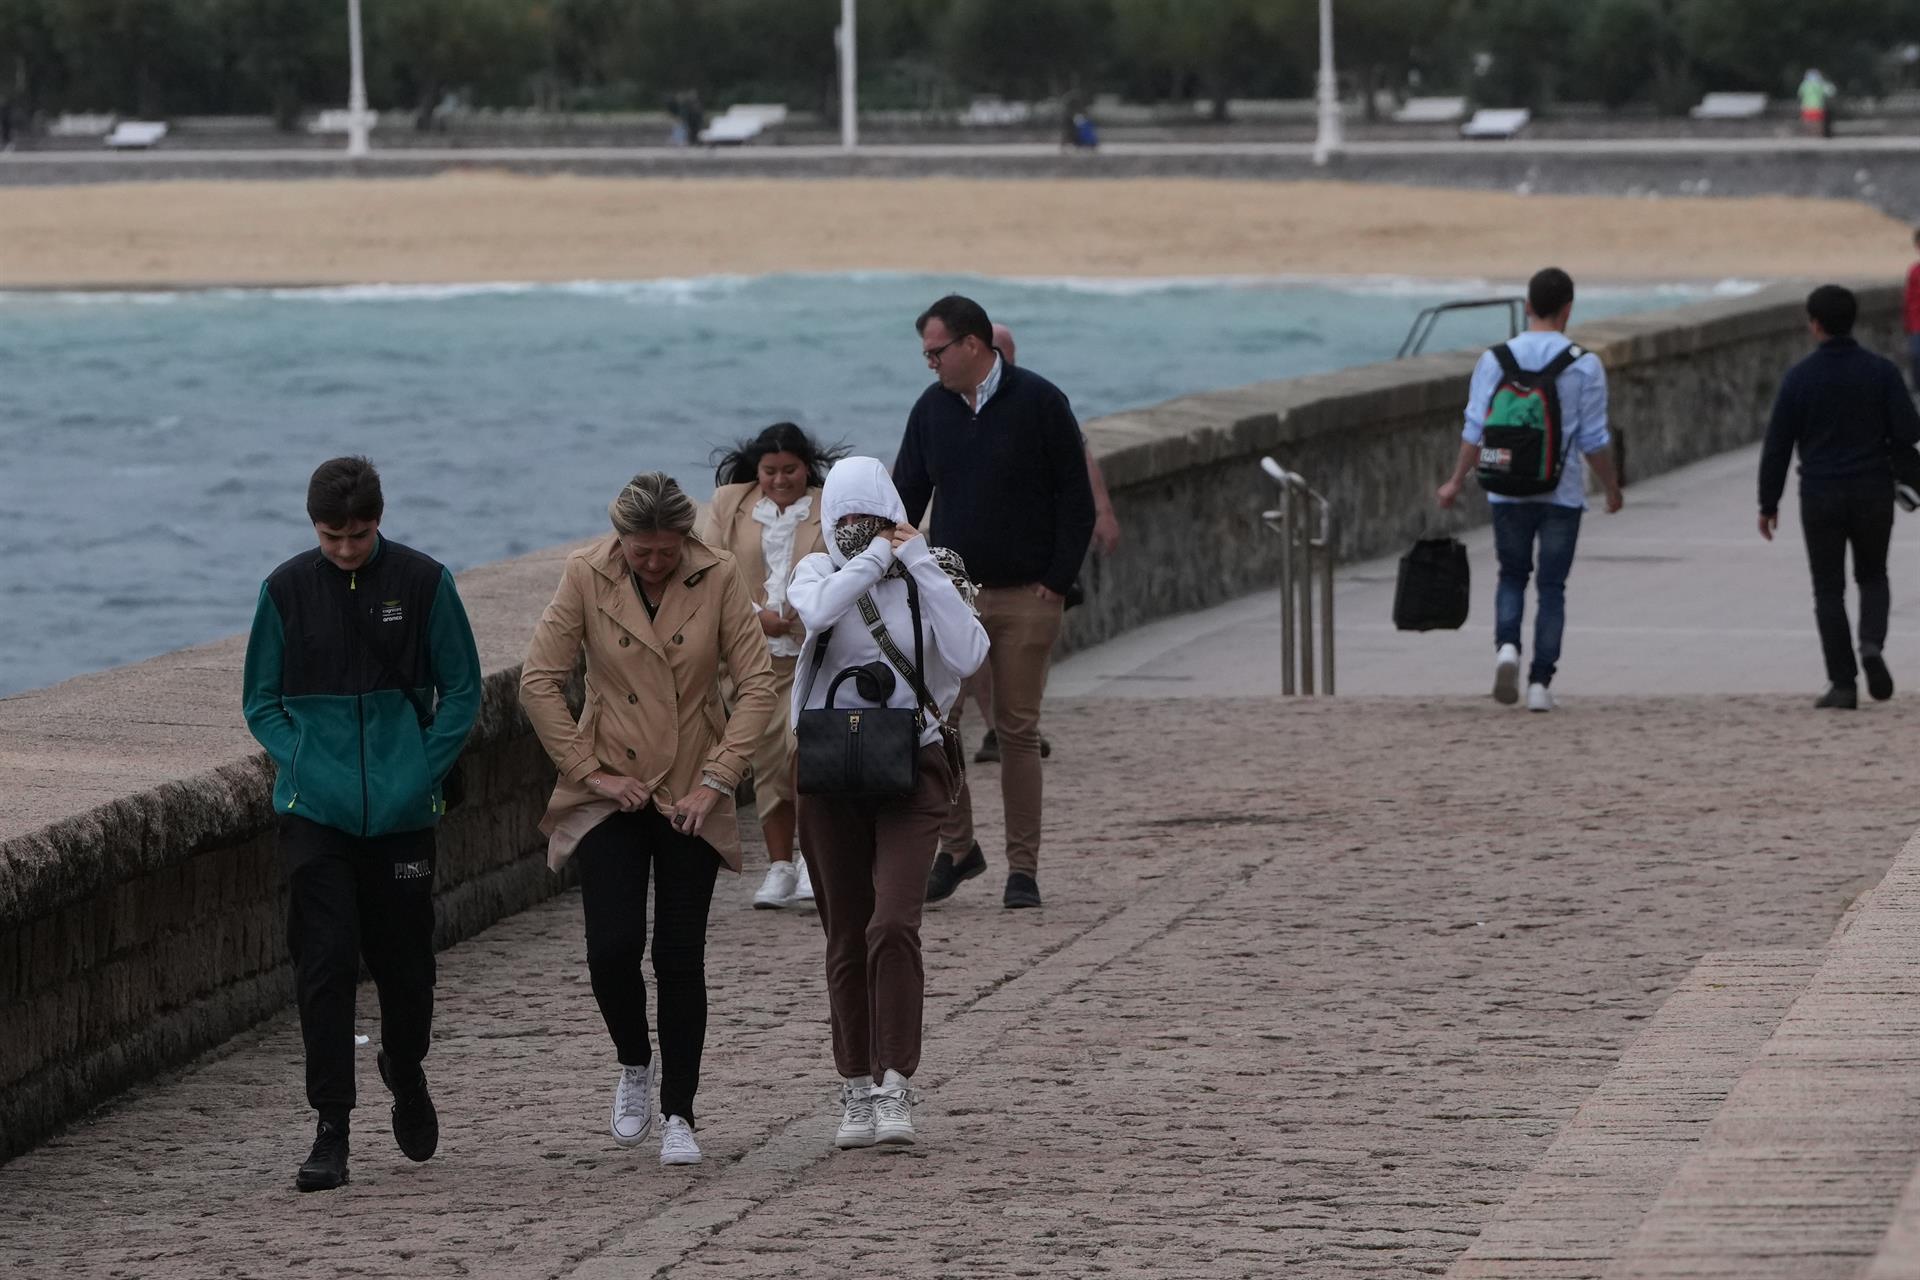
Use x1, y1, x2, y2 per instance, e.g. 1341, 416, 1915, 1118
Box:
894, 294, 1095, 910
1758, 285, 1920, 707
242, 456, 482, 1190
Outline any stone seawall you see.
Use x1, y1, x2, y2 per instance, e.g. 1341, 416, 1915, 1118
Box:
0, 280, 1897, 1161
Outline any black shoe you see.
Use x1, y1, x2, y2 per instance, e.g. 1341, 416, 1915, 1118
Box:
1863, 652, 1895, 702
926, 842, 988, 902
1816, 683, 1859, 709
296, 1119, 350, 1192
378, 1049, 439, 1162
1040, 735, 1052, 759
1003, 873, 1042, 909
974, 731, 1000, 764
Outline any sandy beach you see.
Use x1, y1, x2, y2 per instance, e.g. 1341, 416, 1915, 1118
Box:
0, 174, 1908, 288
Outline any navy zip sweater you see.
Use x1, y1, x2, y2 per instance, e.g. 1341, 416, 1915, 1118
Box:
892, 362, 1096, 595
1758, 336, 1920, 516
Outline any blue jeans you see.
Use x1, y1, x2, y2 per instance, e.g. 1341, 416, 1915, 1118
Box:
1490, 502, 1584, 687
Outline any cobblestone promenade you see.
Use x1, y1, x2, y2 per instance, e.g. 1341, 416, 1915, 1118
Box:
4, 692, 1916, 1278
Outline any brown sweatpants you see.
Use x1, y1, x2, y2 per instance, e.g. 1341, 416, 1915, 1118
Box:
797, 744, 951, 1081
939, 586, 1064, 875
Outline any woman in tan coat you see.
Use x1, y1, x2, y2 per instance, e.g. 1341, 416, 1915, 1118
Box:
700, 422, 838, 909
520, 472, 776, 1169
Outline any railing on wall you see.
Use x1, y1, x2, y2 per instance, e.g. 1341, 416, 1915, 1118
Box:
1260, 457, 1336, 696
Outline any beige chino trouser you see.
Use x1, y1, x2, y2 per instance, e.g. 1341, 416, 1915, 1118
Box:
939, 586, 1064, 877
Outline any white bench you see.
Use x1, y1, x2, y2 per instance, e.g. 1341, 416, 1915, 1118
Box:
962, 98, 1031, 126
1690, 92, 1767, 120
1392, 96, 1467, 124
698, 103, 788, 145
1460, 108, 1530, 140
48, 112, 115, 138
103, 121, 168, 149
307, 108, 378, 134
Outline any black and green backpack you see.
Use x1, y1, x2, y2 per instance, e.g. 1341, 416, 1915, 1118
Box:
1475, 342, 1585, 497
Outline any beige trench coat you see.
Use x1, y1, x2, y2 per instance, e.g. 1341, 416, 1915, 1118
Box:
698, 481, 827, 623
520, 533, 777, 872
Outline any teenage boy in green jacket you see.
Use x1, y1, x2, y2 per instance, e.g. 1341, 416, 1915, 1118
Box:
242, 456, 481, 1192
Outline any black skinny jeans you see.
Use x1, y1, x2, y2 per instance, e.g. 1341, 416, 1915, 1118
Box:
281, 814, 437, 1121
573, 807, 721, 1124
1800, 478, 1895, 685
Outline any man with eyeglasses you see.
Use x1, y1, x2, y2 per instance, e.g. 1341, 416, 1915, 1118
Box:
894, 294, 1095, 909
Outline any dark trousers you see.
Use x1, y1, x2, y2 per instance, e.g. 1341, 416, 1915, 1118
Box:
280, 814, 437, 1120
798, 745, 950, 1081
1491, 501, 1584, 687
1801, 480, 1895, 685
574, 808, 721, 1124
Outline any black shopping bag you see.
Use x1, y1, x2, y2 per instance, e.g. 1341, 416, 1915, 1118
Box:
1393, 537, 1471, 632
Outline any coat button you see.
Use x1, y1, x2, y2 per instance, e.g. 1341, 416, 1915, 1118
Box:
673, 634, 684, 645
619, 635, 630, 647
627, 693, 638, 704
626, 748, 636, 759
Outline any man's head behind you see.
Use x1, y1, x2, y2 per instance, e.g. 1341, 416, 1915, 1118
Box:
1527, 267, 1575, 323
307, 456, 384, 571
1807, 284, 1857, 338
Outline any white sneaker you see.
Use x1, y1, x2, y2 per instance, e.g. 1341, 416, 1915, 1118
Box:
753, 861, 797, 909
1493, 644, 1521, 705
834, 1076, 876, 1149
1527, 683, 1555, 713
610, 1060, 656, 1148
871, 1069, 917, 1146
659, 1115, 702, 1166
793, 857, 815, 903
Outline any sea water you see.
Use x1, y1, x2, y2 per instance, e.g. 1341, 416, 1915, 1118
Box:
0, 272, 1741, 694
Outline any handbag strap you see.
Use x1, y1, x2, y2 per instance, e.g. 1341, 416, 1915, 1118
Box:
327, 571, 435, 729
855, 576, 942, 729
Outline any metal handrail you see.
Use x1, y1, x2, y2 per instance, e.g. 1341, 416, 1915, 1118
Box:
1397, 296, 1524, 359
1260, 457, 1335, 696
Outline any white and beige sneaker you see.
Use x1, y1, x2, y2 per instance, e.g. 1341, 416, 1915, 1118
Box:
659, 1115, 702, 1166
871, 1069, 918, 1146
753, 861, 798, 909
610, 1060, 656, 1148
1527, 683, 1556, 713
1493, 644, 1521, 705
834, 1077, 876, 1149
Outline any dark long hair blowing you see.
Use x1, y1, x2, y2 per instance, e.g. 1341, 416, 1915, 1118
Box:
710, 421, 848, 489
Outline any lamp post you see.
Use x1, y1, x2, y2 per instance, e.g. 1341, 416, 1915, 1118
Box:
346, 0, 370, 158
838, 0, 857, 149
1313, 0, 1342, 165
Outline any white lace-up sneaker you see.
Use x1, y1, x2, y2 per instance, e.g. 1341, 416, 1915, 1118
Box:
1493, 644, 1521, 705
753, 861, 798, 909
1527, 683, 1556, 713
871, 1069, 917, 1146
659, 1115, 702, 1166
793, 857, 815, 903
610, 1060, 656, 1148
834, 1076, 876, 1149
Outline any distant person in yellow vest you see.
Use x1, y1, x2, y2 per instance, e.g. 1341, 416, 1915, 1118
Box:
1800, 69, 1836, 139
959, 321, 1122, 765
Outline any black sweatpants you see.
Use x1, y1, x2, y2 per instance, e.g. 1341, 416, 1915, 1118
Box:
280, 814, 437, 1120
573, 807, 722, 1124
1801, 478, 1895, 685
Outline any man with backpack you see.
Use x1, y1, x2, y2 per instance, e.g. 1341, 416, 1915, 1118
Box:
1437, 267, 1623, 711
1757, 284, 1920, 708
242, 456, 482, 1191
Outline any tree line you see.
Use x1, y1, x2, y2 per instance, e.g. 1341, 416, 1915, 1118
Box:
0, 0, 1914, 130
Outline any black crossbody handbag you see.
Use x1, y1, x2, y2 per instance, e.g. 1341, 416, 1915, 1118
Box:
795, 574, 961, 801
329, 577, 468, 812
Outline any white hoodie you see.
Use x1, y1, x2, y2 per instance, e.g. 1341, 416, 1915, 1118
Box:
788, 457, 989, 746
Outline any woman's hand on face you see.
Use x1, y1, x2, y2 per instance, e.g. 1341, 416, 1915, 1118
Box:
585, 769, 649, 812
665, 786, 721, 837
888, 522, 920, 550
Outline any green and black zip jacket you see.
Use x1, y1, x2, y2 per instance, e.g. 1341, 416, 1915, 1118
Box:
242, 536, 483, 837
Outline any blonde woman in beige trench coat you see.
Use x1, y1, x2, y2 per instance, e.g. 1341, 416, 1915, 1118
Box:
520, 472, 775, 1169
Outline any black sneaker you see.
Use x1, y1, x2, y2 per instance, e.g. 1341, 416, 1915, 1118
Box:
974, 731, 1001, 764
378, 1049, 439, 1162
1863, 652, 1895, 702
1816, 683, 1859, 709
1041, 735, 1052, 760
1003, 873, 1042, 909
926, 842, 987, 902
296, 1118, 350, 1192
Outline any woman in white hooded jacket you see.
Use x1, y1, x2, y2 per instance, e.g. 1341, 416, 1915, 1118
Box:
787, 456, 989, 1149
